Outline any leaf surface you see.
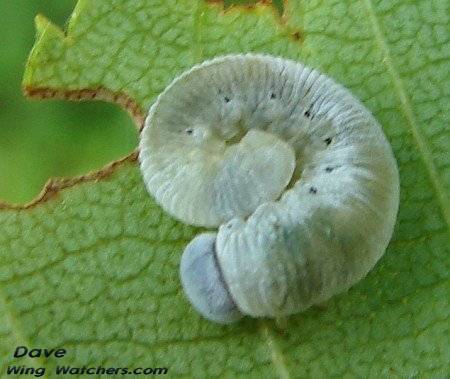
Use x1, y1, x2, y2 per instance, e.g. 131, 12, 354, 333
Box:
1, 0, 449, 377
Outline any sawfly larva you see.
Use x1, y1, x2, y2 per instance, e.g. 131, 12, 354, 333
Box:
139, 54, 400, 324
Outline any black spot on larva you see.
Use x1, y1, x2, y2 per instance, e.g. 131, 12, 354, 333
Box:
304, 110, 311, 118
185, 128, 193, 135
309, 187, 317, 194
324, 137, 332, 145
270, 93, 276, 99
325, 167, 333, 173
224, 96, 231, 103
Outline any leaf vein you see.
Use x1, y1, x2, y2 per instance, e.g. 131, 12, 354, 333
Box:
362, 0, 450, 231
0, 289, 49, 377
259, 321, 291, 379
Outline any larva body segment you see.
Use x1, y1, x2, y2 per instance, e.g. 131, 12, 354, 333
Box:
139, 54, 400, 323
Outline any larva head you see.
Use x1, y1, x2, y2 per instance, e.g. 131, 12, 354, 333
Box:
180, 233, 243, 324
139, 56, 297, 227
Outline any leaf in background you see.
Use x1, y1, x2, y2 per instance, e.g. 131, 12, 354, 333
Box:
1, 0, 449, 377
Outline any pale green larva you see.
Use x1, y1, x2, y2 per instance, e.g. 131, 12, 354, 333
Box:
139, 54, 400, 324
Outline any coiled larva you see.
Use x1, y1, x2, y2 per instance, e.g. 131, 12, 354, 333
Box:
139, 54, 400, 324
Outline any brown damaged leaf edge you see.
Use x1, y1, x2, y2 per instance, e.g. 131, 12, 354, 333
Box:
207, 0, 287, 21
24, 86, 146, 131
208, 0, 304, 43
0, 151, 138, 210
0, 85, 145, 210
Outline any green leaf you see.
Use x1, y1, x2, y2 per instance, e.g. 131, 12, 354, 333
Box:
2, 0, 449, 377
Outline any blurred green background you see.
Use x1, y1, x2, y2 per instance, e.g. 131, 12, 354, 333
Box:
0, 1, 137, 204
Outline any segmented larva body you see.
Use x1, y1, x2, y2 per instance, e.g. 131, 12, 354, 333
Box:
139, 54, 400, 324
